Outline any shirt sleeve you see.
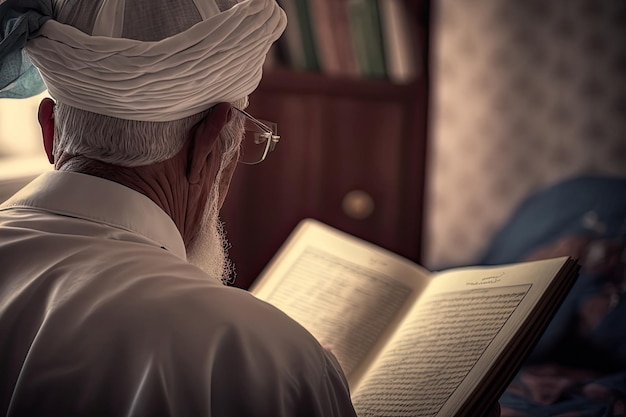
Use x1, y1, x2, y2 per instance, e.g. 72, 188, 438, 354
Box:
145, 285, 360, 417
307, 349, 359, 417
201, 323, 359, 417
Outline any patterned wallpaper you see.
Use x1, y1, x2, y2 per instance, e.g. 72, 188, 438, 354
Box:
423, 0, 626, 268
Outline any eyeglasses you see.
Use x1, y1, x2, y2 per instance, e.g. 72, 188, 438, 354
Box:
233, 108, 280, 165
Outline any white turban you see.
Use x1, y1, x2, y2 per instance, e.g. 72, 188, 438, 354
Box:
24, 0, 286, 121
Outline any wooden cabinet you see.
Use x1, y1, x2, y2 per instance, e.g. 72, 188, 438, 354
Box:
222, 2, 430, 289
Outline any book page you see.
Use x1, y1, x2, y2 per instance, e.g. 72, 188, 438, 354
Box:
350, 257, 570, 417
352, 285, 529, 416
252, 219, 431, 384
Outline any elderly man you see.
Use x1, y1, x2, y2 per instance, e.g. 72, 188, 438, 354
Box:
0, 0, 357, 415
0, 0, 507, 415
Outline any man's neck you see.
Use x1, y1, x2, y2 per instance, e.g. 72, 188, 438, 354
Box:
56, 154, 207, 248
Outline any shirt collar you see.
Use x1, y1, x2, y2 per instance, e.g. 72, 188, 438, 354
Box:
0, 171, 187, 260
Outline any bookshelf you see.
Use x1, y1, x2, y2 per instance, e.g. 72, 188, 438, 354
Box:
221, 0, 430, 289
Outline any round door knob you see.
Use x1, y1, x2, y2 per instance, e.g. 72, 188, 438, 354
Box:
342, 190, 375, 220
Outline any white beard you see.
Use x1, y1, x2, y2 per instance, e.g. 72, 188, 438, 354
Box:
187, 222, 234, 284
186, 198, 234, 285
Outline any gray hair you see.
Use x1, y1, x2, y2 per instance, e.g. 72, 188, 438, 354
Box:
53, 104, 203, 167
53, 99, 246, 167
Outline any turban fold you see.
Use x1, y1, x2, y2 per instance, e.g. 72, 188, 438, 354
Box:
0, 0, 287, 121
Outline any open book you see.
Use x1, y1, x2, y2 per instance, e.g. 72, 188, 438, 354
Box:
251, 219, 579, 417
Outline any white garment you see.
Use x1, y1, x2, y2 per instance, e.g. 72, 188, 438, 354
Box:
0, 171, 356, 417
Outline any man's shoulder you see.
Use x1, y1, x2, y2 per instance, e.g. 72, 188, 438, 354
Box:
93, 267, 321, 357
105, 273, 344, 400
127, 273, 320, 351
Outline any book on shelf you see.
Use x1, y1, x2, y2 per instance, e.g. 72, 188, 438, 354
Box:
251, 219, 579, 417
378, 0, 420, 84
346, 0, 387, 79
293, 0, 319, 71
277, 0, 319, 71
308, 0, 358, 77
275, 0, 307, 70
306, 0, 340, 75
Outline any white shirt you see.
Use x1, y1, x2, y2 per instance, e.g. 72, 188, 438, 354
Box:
0, 171, 356, 417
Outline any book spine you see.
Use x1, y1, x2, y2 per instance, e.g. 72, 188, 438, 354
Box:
277, 0, 308, 70
378, 0, 419, 84
308, 0, 342, 75
294, 0, 320, 71
328, 0, 360, 77
347, 0, 369, 77
347, 0, 387, 79
367, 0, 387, 79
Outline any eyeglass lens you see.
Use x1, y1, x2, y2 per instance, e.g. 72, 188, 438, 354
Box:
238, 118, 277, 165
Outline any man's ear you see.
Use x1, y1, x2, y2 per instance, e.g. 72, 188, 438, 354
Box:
38, 97, 55, 164
188, 102, 232, 184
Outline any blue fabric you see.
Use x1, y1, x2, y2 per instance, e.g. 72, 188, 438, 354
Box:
479, 175, 626, 266
482, 175, 626, 416
0, 53, 46, 98
0, 0, 53, 98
